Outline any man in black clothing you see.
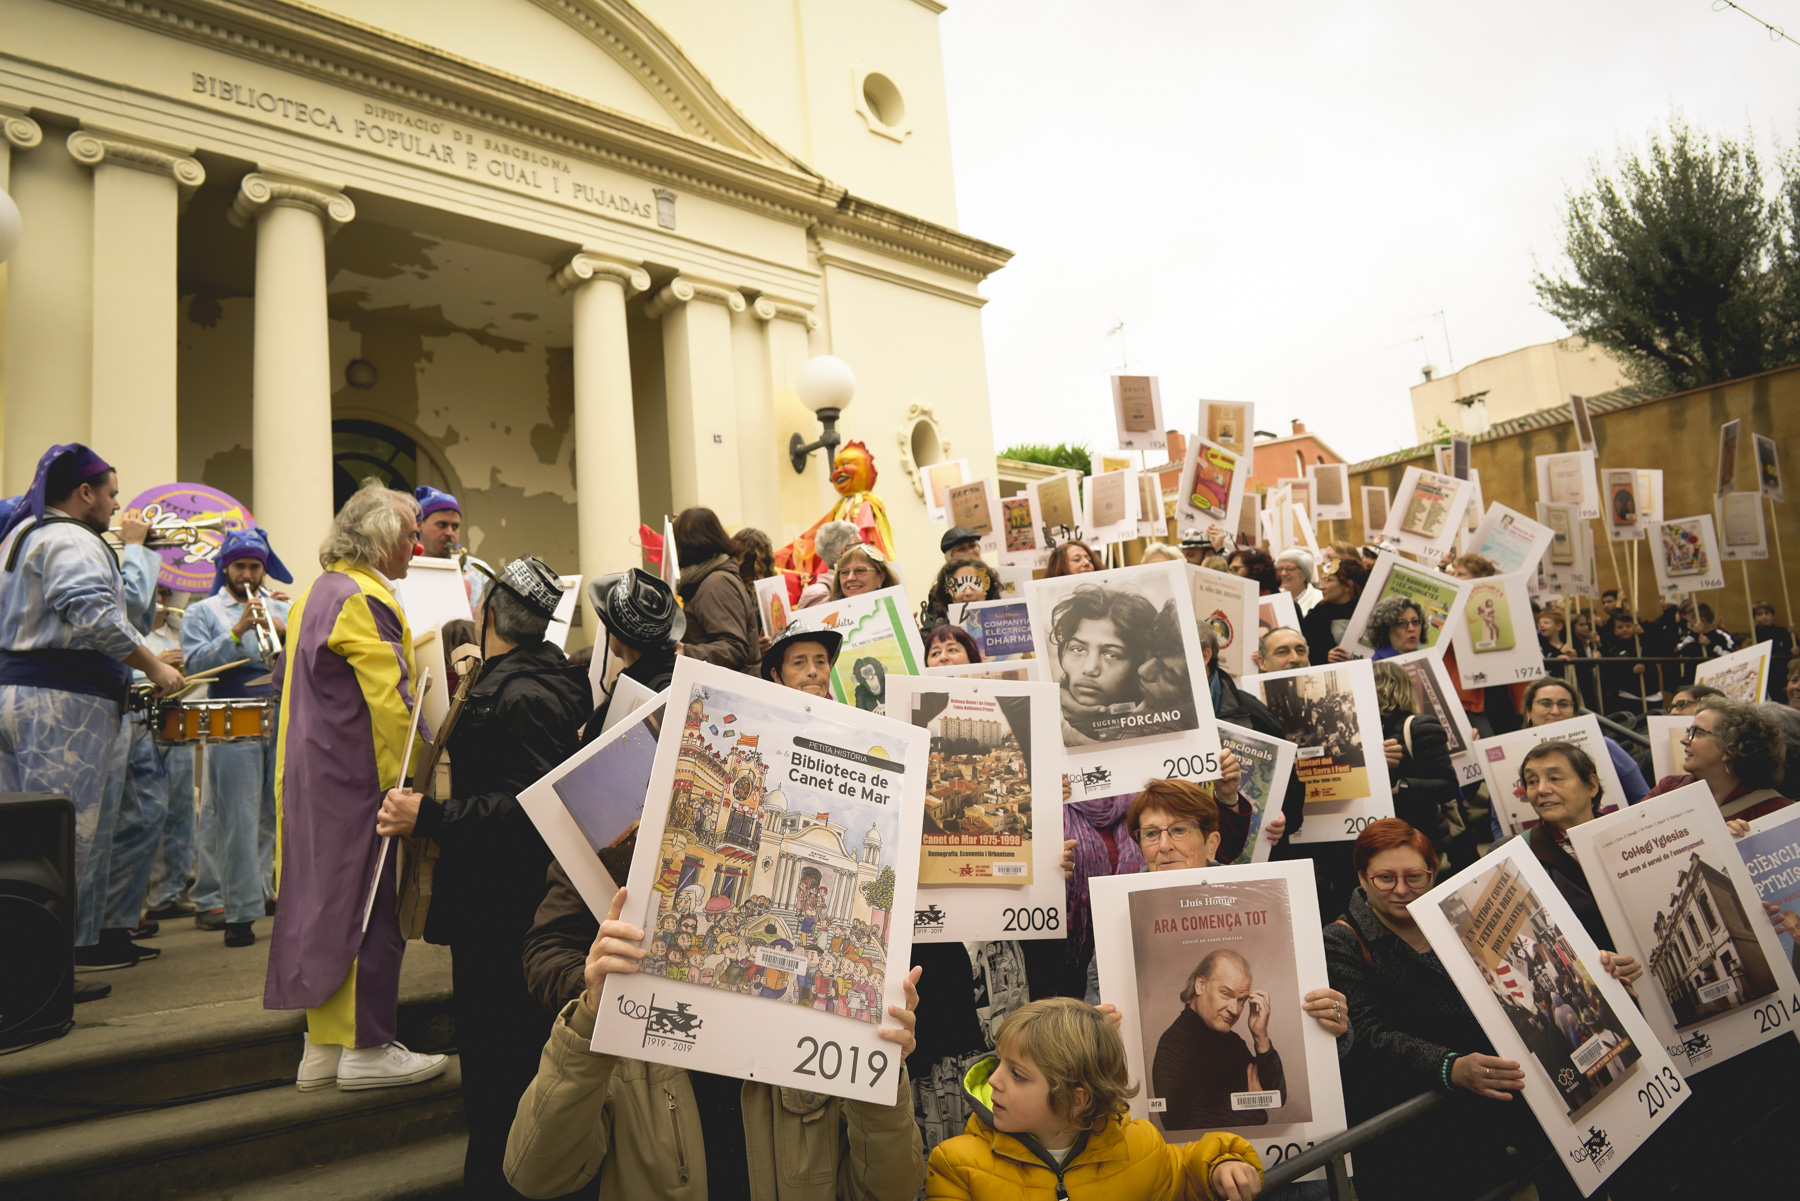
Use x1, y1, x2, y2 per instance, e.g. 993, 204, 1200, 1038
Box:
1753, 601, 1794, 700
375, 556, 590, 1197
1597, 608, 1652, 716
1152, 949, 1286, 1130
581, 567, 683, 744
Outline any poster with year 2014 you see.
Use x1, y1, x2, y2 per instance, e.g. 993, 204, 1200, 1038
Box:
593, 659, 928, 1104
1091, 862, 1345, 1183
1410, 843, 1688, 1196
1570, 783, 1800, 1073
886, 674, 1068, 943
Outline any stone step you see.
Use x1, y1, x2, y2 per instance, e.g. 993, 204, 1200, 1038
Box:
0, 1057, 464, 1201
170, 1131, 468, 1201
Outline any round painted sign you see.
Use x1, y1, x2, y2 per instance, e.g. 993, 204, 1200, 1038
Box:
123, 483, 255, 594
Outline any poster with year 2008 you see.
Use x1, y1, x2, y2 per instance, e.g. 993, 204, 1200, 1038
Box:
593, 659, 928, 1104
885, 674, 1068, 943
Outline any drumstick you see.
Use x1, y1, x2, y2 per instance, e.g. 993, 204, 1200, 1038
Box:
364, 667, 431, 934
161, 658, 255, 701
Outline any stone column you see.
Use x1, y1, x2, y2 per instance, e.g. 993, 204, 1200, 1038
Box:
3, 115, 93, 493
230, 174, 354, 592
731, 302, 776, 534
68, 129, 203, 496
643, 277, 745, 519
549, 252, 650, 588
758, 296, 826, 532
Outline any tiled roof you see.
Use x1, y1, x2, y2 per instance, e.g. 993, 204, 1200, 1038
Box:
1346, 381, 1661, 474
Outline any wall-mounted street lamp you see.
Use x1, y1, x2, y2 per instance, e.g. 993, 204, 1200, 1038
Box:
789, 355, 856, 474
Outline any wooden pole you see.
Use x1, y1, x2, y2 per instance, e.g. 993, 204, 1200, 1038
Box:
1771, 498, 1794, 631
1741, 560, 1756, 639
1601, 524, 1624, 615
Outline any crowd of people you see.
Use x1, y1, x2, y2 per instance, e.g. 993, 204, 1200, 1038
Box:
3, 437, 1796, 1200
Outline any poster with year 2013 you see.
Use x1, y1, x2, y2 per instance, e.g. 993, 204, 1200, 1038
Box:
593, 659, 928, 1104
1411, 844, 1688, 1196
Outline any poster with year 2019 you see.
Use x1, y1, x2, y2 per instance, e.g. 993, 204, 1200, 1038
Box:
593, 659, 927, 1104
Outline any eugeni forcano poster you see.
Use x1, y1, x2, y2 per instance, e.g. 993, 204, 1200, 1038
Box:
593, 659, 928, 1104
1410, 844, 1688, 1196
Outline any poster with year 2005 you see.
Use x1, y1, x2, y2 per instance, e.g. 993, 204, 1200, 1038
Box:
1248, 660, 1393, 843
1569, 783, 1800, 1073
1411, 844, 1688, 1196
1026, 559, 1223, 801
885, 674, 1067, 943
1091, 862, 1345, 1183
593, 659, 928, 1104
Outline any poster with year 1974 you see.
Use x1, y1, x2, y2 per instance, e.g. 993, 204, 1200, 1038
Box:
593, 659, 928, 1104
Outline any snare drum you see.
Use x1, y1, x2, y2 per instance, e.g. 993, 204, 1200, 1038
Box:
155, 698, 274, 744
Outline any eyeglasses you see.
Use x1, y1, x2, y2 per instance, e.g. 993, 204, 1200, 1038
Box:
839, 567, 879, 579
1393, 617, 1424, 629
1366, 870, 1434, 891
1137, 822, 1206, 846
1681, 725, 1719, 745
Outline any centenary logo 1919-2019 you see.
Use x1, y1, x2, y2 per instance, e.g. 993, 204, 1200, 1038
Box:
621, 992, 704, 1052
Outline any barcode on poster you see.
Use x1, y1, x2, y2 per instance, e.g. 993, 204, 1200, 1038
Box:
1569, 1034, 1609, 1073
993, 863, 1028, 877
754, 948, 803, 973
1698, 980, 1734, 1004
1230, 1091, 1281, 1111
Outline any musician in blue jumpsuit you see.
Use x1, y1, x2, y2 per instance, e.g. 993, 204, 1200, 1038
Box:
0, 445, 183, 974
182, 528, 293, 946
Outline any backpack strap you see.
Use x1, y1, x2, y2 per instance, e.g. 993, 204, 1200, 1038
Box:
1333, 918, 1373, 965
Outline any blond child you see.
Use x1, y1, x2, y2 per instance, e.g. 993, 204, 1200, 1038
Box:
926, 997, 1262, 1200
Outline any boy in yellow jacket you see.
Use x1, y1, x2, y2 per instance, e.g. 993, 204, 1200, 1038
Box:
926, 997, 1262, 1200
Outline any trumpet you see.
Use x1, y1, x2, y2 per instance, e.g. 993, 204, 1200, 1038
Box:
105, 514, 223, 550
249, 586, 283, 664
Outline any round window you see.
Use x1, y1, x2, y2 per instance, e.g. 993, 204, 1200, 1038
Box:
862, 73, 905, 128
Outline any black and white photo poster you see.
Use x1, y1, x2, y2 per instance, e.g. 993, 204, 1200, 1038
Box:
1569, 783, 1800, 1072
1411, 844, 1689, 1196
1092, 862, 1345, 1179
1249, 660, 1393, 843
1027, 560, 1222, 800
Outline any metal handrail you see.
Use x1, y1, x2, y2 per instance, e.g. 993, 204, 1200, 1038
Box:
1260, 1088, 1554, 1198
1593, 712, 1652, 749
1261, 1090, 1441, 1189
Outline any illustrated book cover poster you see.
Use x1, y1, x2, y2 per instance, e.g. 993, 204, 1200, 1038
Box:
925, 459, 970, 524
1692, 640, 1771, 705
1188, 563, 1260, 681
1716, 419, 1740, 496
1204, 401, 1254, 461
1535, 451, 1601, 521
1646, 516, 1725, 597
593, 659, 928, 1104
947, 478, 998, 541
1028, 560, 1221, 801
1030, 472, 1081, 543
1411, 846, 1686, 1195
1634, 469, 1664, 524
999, 493, 1047, 569
1388, 648, 1475, 763
1217, 726, 1297, 866
1084, 468, 1138, 545
1339, 551, 1468, 657
1175, 438, 1245, 536
1138, 470, 1168, 540
1383, 467, 1470, 560
1464, 579, 1516, 653
1448, 573, 1544, 691
1091, 863, 1346, 1172
754, 576, 792, 641
1570, 394, 1596, 452
808, 585, 926, 717
949, 599, 1036, 662
1736, 806, 1800, 981
1716, 492, 1766, 561
1542, 503, 1578, 566
1474, 714, 1629, 837
1308, 463, 1350, 521
1571, 785, 1800, 1072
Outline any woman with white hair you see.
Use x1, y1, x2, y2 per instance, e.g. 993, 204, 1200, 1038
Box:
796, 519, 860, 609
1274, 548, 1322, 616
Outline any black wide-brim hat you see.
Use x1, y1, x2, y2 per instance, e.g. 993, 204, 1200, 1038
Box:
588, 568, 685, 652
760, 619, 844, 683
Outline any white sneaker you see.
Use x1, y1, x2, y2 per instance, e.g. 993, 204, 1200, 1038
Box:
337, 1040, 449, 1091
296, 1033, 343, 1092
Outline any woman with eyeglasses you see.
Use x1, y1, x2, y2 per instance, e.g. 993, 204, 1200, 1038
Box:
1643, 696, 1793, 825
1502, 679, 1648, 841
1323, 820, 1576, 1201
829, 543, 897, 599
1363, 596, 1423, 661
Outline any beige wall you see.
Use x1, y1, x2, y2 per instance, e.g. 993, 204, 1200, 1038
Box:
1408, 338, 1632, 444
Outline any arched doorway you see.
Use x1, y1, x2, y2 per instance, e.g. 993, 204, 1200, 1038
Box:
330, 416, 461, 513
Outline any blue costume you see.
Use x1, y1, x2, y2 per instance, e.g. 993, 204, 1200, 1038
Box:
106, 609, 198, 930
0, 445, 145, 948
96, 537, 169, 933
413, 485, 488, 611
181, 529, 292, 929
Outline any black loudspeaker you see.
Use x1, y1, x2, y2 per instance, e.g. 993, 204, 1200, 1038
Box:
0, 793, 74, 1048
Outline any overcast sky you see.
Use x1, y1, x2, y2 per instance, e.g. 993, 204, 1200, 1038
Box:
940, 0, 1800, 465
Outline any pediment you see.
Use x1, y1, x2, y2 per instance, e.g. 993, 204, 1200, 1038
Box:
290, 0, 804, 167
